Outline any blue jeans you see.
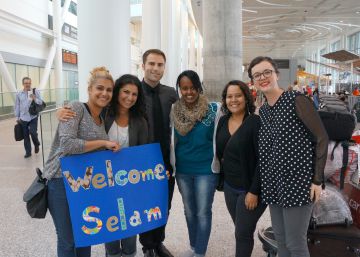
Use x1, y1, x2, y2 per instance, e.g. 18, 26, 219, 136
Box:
105, 236, 137, 257
176, 173, 219, 255
47, 178, 91, 257
20, 117, 40, 155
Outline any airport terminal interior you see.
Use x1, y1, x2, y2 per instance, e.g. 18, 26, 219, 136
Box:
1, 0, 360, 257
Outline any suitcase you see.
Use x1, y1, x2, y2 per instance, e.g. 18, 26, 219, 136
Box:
258, 225, 360, 257
308, 225, 360, 257
343, 183, 360, 229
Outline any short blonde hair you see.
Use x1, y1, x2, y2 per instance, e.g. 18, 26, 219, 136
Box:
88, 66, 114, 88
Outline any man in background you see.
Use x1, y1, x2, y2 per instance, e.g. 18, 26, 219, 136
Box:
14, 77, 43, 158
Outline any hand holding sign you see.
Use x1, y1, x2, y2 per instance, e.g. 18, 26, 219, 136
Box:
60, 143, 169, 247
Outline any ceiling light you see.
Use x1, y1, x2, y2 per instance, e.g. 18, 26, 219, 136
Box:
340, 20, 343, 23
356, 11, 360, 14
256, 0, 291, 7
243, 9, 258, 13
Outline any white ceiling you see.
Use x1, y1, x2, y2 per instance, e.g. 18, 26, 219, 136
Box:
192, 0, 360, 64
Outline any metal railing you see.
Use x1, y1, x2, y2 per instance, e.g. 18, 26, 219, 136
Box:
0, 87, 78, 120
38, 107, 60, 166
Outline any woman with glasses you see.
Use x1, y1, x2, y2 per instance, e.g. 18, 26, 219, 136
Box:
248, 56, 328, 257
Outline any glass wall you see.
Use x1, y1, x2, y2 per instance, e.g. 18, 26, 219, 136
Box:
0, 62, 78, 118
331, 40, 341, 52
348, 31, 360, 54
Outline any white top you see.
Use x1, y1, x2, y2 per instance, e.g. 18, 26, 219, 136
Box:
108, 122, 129, 148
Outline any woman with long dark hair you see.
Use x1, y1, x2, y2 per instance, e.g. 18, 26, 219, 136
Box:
216, 80, 267, 257
103, 74, 148, 257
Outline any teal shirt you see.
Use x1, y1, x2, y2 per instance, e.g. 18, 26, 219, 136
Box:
175, 103, 217, 175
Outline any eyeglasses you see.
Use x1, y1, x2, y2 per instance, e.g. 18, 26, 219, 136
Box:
252, 69, 274, 81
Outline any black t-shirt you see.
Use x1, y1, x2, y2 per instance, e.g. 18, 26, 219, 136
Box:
216, 114, 261, 195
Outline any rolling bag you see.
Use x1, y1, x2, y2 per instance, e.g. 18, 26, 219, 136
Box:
259, 182, 360, 257
308, 225, 360, 257
258, 225, 360, 257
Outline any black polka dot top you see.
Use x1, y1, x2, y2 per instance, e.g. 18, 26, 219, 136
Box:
259, 91, 314, 208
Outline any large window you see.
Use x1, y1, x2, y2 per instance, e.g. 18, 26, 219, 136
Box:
347, 31, 360, 54
0, 63, 78, 111
331, 40, 341, 52
15, 65, 28, 91
320, 48, 327, 75
50, 0, 77, 15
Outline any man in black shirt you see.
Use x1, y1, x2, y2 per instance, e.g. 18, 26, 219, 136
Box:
140, 49, 178, 257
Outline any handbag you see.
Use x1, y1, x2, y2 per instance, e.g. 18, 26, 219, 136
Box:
28, 88, 46, 115
23, 168, 48, 219
14, 123, 24, 141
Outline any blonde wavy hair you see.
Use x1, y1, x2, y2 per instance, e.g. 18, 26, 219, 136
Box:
88, 66, 114, 88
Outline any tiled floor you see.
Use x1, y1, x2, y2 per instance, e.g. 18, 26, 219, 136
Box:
0, 117, 270, 257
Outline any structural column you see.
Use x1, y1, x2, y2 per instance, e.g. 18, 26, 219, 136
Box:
141, 0, 161, 52
53, 0, 64, 105
203, 0, 243, 100
189, 23, 196, 71
180, 4, 189, 72
77, 0, 131, 101
160, 0, 181, 88
196, 31, 203, 80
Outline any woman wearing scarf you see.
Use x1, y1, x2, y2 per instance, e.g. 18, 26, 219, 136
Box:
170, 70, 222, 257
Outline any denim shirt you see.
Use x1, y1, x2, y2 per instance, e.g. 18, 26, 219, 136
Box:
14, 89, 43, 121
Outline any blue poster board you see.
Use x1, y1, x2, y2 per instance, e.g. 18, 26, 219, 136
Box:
60, 143, 169, 247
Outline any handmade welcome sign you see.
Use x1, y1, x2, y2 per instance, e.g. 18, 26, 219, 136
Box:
60, 143, 169, 247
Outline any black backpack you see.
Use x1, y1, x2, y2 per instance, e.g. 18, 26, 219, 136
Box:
318, 96, 355, 141
29, 88, 46, 115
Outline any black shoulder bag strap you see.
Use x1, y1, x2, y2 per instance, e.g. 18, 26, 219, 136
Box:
340, 141, 349, 190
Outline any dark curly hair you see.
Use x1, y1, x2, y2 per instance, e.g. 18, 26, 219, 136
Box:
221, 80, 255, 116
176, 70, 203, 95
109, 74, 146, 119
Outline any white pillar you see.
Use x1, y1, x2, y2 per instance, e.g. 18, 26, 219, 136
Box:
141, 0, 161, 52
78, 0, 131, 101
203, 0, 243, 100
39, 0, 71, 92
173, 0, 182, 85
53, 0, 64, 105
197, 32, 203, 80
160, 0, 181, 88
180, 4, 189, 72
189, 23, 196, 71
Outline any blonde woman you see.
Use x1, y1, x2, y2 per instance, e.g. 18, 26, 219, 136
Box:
42, 67, 120, 257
